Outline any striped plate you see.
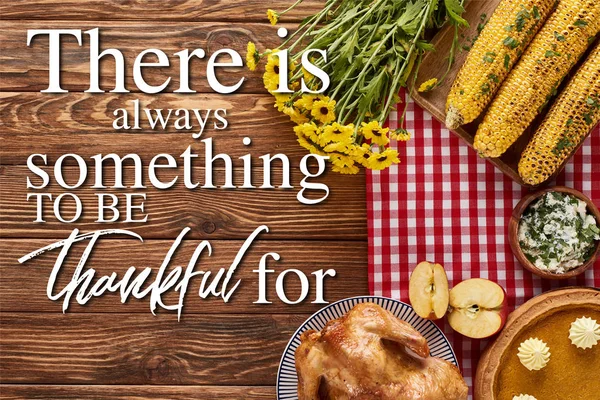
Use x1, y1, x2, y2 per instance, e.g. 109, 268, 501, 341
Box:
276, 296, 458, 399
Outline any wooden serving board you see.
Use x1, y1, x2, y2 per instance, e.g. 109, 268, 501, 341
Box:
413, 0, 595, 187
475, 287, 600, 400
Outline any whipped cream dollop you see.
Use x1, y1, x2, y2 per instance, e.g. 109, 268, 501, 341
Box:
513, 395, 537, 400
569, 316, 600, 350
517, 338, 550, 371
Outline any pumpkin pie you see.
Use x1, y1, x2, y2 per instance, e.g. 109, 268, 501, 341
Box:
475, 288, 600, 400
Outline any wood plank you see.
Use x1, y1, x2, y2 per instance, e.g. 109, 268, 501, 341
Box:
0, 312, 304, 385
0, 385, 275, 400
0, 92, 310, 165
0, 166, 366, 240
0, 239, 368, 314
0, 0, 321, 22
1, 21, 284, 93
0, 92, 290, 135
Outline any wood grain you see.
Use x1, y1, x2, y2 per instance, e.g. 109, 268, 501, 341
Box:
0, 312, 305, 385
0, 385, 275, 400
1, 21, 283, 93
0, 0, 320, 22
0, 165, 366, 240
0, 92, 290, 135
0, 238, 368, 313
0, 2, 368, 397
0, 92, 311, 165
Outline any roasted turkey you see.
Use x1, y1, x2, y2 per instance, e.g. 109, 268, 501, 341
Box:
295, 302, 468, 400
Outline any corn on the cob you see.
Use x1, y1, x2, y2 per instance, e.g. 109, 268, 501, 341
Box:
474, 0, 600, 158
519, 43, 600, 185
446, 0, 555, 130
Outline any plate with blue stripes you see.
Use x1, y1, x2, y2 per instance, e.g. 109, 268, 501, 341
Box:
276, 295, 458, 400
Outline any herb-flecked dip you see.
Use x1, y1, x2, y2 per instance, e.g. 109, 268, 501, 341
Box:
518, 192, 600, 274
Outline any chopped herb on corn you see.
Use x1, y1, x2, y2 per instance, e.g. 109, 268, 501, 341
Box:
519, 43, 600, 186
474, 0, 600, 158
446, 0, 555, 130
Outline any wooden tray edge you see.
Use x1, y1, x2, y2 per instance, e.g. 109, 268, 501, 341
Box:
411, 0, 600, 189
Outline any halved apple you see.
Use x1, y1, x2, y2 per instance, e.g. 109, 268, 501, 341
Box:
409, 261, 449, 320
447, 278, 508, 339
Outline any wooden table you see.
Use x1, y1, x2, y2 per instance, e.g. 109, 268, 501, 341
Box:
0, 1, 369, 398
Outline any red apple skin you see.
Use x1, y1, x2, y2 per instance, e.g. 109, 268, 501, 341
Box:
447, 279, 509, 339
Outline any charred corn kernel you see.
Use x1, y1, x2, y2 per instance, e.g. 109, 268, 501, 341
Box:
474, 0, 600, 158
519, 43, 600, 185
446, 0, 554, 130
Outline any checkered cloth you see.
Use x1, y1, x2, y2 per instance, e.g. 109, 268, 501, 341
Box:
367, 89, 600, 398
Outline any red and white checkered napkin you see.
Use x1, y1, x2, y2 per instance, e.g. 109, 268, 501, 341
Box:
367, 90, 600, 398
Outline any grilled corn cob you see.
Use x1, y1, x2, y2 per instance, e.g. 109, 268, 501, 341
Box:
519, 43, 600, 185
446, 0, 555, 130
474, 0, 600, 158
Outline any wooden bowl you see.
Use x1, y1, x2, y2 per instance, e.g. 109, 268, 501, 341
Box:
509, 186, 600, 280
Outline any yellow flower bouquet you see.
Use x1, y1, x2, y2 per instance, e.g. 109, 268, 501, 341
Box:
247, 0, 468, 174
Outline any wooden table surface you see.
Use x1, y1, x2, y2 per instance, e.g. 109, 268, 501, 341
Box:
0, 1, 369, 398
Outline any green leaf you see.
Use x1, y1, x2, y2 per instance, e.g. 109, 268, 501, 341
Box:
488, 73, 499, 83
553, 136, 574, 155
444, 0, 469, 27
483, 51, 496, 63
480, 82, 491, 94
397, 0, 426, 35
504, 53, 511, 69
339, 29, 359, 63
503, 36, 519, 49
574, 19, 588, 28
515, 8, 530, 32
544, 50, 561, 57
416, 40, 435, 51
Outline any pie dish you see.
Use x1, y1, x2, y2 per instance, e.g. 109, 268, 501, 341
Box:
475, 287, 600, 400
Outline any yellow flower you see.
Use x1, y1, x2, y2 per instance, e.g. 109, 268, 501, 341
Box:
418, 78, 438, 93
295, 122, 321, 143
311, 98, 336, 124
330, 153, 355, 168
297, 136, 326, 156
284, 106, 309, 124
267, 9, 279, 25
361, 121, 389, 146
294, 94, 325, 111
263, 71, 279, 92
246, 42, 259, 71
263, 51, 294, 93
351, 143, 373, 167
302, 67, 313, 81
273, 93, 292, 112
331, 162, 360, 174
368, 148, 400, 170
323, 142, 353, 154
390, 128, 411, 141
321, 122, 354, 145
265, 52, 281, 76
